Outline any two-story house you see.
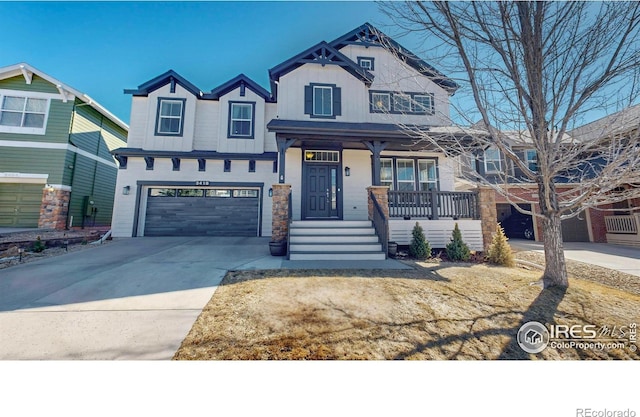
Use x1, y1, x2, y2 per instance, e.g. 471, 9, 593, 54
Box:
0, 63, 128, 230
111, 23, 486, 259
463, 107, 640, 245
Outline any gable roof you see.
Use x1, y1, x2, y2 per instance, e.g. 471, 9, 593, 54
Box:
208, 73, 274, 101
0, 62, 128, 131
124, 69, 204, 98
330, 23, 459, 94
569, 104, 640, 142
269, 41, 374, 99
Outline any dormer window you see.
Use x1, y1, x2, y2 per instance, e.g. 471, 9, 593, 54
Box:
155, 98, 185, 136
357, 57, 375, 71
228, 102, 255, 139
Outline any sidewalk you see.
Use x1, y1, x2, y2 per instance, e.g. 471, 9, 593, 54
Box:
509, 239, 640, 277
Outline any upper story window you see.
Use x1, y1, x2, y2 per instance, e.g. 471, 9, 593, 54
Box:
369, 91, 435, 115
357, 57, 375, 71
228, 101, 255, 139
484, 148, 502, 173
525, 149, 538, 171
371, 92, 391, 112
0, 91, 50, 135
304, 83, 341, 119
155, 98, 185, 136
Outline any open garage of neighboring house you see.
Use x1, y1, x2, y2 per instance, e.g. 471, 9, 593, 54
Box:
496, 202, 590, 242
0, 183, 43, 227
143, 187, 261, 237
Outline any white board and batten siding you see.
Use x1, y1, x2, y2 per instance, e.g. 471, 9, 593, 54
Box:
110, 157, 277, 237
216, 86, 267, 154
337, 44, 451, 126
342, 149, 371, 221
389, 219, 483, 251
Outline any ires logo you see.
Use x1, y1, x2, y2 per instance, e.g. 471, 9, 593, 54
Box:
548, 324, 597, 339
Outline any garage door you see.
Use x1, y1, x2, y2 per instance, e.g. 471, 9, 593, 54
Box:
562, 213, 590, 242
0, 183, 43, 227
144, 187, 260, 237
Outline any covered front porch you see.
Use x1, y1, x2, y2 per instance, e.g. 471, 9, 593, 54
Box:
605, 214, 640, 247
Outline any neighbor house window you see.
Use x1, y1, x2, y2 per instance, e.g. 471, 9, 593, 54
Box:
304, 83, 341, 118
228, 102, 255, 138
0, 93, 49, 135
525, 149, 538, 171
484, 148, 502, 173
155, 98, 185, 136
418, 160, 438, 191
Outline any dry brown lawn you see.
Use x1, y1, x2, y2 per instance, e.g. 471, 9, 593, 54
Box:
174, 262, 640, 360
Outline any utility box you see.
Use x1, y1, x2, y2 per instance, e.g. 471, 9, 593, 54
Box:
84, 196, 96, 216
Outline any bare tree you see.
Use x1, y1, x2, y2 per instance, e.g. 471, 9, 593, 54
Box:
378, 1, 640, 288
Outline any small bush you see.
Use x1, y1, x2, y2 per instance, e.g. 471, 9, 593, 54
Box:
486, 225, 515, 267
446, 223, 471, 261
409, 222, 431, 260
31, 236, 46, 253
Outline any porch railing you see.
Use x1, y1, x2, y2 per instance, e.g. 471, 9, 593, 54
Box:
605, 214, 639, 234
370, 191, 388, 258
388, 190, 479, 220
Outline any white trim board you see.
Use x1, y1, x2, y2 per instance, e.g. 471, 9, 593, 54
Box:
0, 140, 117, 168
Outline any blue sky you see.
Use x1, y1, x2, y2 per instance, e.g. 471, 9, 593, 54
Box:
0, 1, 407, 125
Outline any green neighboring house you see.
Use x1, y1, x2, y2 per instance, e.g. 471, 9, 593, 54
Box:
0, 63, 128, 229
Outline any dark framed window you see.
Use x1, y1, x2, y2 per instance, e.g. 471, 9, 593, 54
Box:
484, 148, 502, 173
525, 149, 538, 172
228, 101, 255, 139
380, 157, 439, 190
369, 91, 435, 115
155, 98, 185, 136
304, 83, 341, 119
357, 56, 375, 71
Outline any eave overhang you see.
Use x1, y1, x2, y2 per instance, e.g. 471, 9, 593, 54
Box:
111, 148, 278, 160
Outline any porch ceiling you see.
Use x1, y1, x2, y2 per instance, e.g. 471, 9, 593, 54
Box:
267, 119, 470, 151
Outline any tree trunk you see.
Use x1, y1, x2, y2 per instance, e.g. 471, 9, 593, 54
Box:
541, 213, 569, 288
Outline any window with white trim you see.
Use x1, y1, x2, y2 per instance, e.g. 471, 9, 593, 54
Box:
228, 102, 254, 138
393, 94, 412, 113
357, 57, 375, 71
380, 158, 394, 189
413, 94, 434, 114
0, 93, 49, 135
313, 85, 333, 117
484, 148, 502, 173
371, 92, 390, 112
525, 149, 538, 171
396, 159, 416, 191
418, 160, 438, 191
156, 98, 185, 136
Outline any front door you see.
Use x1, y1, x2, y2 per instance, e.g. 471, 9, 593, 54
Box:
303, 164, 340, 219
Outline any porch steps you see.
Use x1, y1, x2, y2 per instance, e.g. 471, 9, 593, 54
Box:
288, 220, 386, 261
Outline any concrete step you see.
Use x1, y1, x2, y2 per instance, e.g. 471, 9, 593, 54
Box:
290, 227, 376, 236
290, 220, 372, 228
289, 243, 382, 252
289, 251, 387, 261
289, 235, 380, 244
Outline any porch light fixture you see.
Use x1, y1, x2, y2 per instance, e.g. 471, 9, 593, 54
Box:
345, 166, 351, 177
122, 186, 131, 195
268, 188, 273, 197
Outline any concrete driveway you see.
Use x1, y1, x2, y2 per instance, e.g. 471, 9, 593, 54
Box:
509, 239, 640, 277
0, 236, 275, 360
